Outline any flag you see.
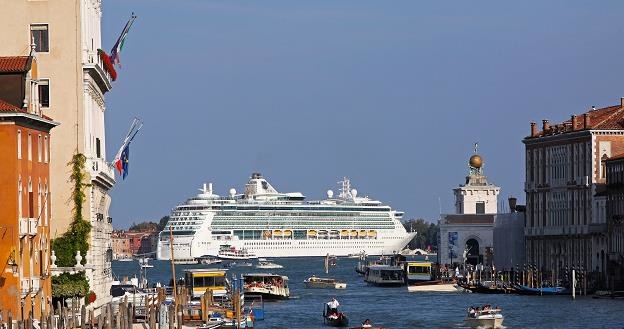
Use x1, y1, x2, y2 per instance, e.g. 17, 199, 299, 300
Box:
113, 118, 142, 180
114, 144, 130, 179
110, 13, 137, 68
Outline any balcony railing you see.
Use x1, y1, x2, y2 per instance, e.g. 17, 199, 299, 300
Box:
89, 157, 116, 184
20, 278, 30, 298
28, 218, 38, 236
19, 218, 38, 237
30, 277, 40, 297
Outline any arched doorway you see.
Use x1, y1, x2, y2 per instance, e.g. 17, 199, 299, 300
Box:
465, 238, 480, 266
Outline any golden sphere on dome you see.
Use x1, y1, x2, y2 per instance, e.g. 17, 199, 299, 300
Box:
469, 154, 483, 168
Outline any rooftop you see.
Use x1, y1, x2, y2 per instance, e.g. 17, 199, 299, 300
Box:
527, 99, 624, 139
0, 56, 31, 73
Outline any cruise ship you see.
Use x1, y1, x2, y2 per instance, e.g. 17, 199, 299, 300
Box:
157, 173, 415, 262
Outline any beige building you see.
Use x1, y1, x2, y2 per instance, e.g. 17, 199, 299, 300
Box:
0, 0, 117, 312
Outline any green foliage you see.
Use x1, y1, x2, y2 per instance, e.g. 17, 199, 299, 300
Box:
158, 216, 170, 230
129, 221, 159, 232
402, 218, 439, 251
51, 153, 91, 267
51, 272, 89, 299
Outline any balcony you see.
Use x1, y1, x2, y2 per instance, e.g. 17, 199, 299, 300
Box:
30, 277, 40, 297
29, 218, 38, 236
89, 157, 116, 188
20, 278, 30, 298
83, 51, 112, 93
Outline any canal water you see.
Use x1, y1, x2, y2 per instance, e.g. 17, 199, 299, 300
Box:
113, 257, 622, 329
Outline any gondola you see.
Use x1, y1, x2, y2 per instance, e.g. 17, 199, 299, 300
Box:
513, 284, 571, 295
323, 306, 349, 327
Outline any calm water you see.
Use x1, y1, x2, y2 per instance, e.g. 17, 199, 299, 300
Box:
113, 258, 623, 329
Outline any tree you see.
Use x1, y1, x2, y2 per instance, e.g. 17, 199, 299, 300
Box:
402, 218, 439, 252
158, 216, 170, 231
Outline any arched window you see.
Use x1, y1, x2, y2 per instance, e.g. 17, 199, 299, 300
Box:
28, 178, 33, 218
38, 181, 42, 220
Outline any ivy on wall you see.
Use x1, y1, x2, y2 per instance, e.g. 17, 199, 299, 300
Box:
50, 153, 92, 298
51, 272, 89, 298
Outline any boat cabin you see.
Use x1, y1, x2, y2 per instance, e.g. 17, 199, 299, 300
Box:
364, 265, 405, 286
184, 269, 228, 299
243, 273, 290, 300
405, 261, 433, 283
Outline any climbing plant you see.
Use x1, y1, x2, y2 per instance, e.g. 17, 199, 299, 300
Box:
51, 272, 89, 299
51, 153, 91, 267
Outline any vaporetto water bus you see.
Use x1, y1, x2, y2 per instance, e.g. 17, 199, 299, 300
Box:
157, 173, 415, 262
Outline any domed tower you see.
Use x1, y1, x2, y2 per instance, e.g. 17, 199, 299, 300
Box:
453, 144, 500, 214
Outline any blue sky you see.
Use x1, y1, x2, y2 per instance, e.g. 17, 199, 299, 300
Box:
102, 1, 624, 228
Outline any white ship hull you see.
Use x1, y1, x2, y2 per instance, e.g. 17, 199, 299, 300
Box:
158, 232, 415, 260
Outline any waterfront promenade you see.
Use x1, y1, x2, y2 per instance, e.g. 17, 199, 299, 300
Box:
113, 257, 622, 329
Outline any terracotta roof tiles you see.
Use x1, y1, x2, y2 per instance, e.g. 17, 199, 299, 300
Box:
529, 104, 624, 138
0, 56, 31, 73
0, 99, 25, 113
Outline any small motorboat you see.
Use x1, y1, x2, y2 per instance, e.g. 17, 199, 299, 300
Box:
464, 307, 504, 328
256, 261, 283, 269
237, 262, 253, 267
304, 276, 346, 289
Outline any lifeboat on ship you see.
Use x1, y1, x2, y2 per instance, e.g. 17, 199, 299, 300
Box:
273, 230, 283, 237
359, 230, 367, 238
340, 230, 349, 237
284, 230, 292, 238
368, 230, 377, 238
350, 230, 358, 237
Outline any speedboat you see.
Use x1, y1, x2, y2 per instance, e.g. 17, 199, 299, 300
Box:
464, 308, 504, 328
304, 276, 347, 289
217, 244, 257, 260
256, 261, 283, 269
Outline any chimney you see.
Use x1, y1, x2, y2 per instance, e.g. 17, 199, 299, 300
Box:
508, 197, 517, 213
530, 122, 537, 137
621, 97, 624, 108
542, 119, 550, 133
571, 115, 578, 131
584, 113, 591, 129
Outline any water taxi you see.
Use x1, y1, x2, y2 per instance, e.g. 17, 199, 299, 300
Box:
243, 273, 290, 300
184, 268, 228, 299
403, 261, 464, 292
304, 276, 347, 289
364, 265, 405, 286
464, 307, 504, 328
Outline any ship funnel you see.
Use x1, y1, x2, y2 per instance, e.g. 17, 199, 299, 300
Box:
209, 183, 213, 194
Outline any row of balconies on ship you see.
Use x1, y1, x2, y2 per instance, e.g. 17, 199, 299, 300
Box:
524, 176, 591, 191
19, 277, 42, 298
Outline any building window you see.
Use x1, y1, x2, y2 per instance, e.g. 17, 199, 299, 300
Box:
17, 130, 21, 159
28, 179, 33, 218
38, 79, 50, 108
44, 136, 48, 163
96, 138, 101, 158
28, 133, 32, 161
38, 134, 42, 162
30, 24, 49, 52
476, 202, 485, 214
18, 176, 22, 219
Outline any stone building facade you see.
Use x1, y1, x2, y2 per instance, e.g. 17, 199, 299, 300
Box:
604, 155, 624, 289
439, 152, 500, 267
0, 0, 118, 311
523, 99, 624, 274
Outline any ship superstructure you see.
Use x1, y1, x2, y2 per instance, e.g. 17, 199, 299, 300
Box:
157, 173, 415, 262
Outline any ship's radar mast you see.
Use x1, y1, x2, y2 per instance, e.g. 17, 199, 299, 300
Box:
338, 177, 352, 199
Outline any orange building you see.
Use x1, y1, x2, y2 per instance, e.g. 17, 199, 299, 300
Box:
0, 55, 58, 320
